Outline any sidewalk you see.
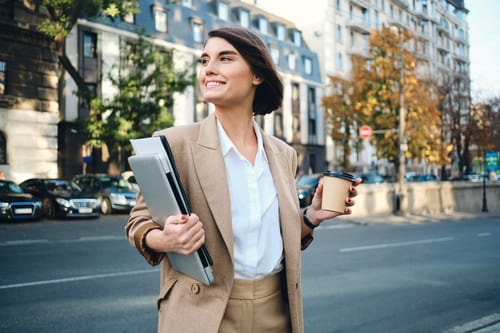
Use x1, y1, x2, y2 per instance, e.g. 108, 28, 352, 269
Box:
335, 211, 500, 226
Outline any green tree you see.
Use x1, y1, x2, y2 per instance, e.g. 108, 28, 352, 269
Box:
80, 31, 194, 172
38, 0, 139, 104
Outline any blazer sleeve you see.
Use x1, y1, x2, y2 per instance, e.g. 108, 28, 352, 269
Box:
125, 190, 166, 266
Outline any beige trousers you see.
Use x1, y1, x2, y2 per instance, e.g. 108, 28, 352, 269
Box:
219, 272, 291, 333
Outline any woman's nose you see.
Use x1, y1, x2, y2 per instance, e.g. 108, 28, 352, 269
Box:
203, 60, 217, 74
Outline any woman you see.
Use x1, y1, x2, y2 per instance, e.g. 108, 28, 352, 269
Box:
126, 27, 361, 333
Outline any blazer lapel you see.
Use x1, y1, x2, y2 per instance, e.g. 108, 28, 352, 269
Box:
261, 131, 301, 271
192, 113, 234, 262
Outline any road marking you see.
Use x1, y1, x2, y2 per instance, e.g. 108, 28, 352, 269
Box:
443, 313, 500, 333
0, 236, 126, 246
0, 268, 160, 290
339, 237, 455, 252
319, 224, 355, 230
477, 232, 492, 237
1, 239, 49, 246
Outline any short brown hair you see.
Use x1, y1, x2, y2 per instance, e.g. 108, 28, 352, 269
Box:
207, 27, 283, 115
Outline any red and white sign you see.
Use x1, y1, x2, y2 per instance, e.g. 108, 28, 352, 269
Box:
359, 125, 372, 139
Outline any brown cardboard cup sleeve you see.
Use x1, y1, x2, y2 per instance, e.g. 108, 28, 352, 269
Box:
321, 171, 355, 213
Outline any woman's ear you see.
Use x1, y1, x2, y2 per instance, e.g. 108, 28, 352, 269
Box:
253, 74, 263, 86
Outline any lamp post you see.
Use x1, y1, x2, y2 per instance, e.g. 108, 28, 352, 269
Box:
390, 26, 407, 213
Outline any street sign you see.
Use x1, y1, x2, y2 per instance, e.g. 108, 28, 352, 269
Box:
485, 152, 499, 171
359, 125, 372, 139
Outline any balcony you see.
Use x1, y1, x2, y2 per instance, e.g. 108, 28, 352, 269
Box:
346, 17, 371, 35
392, 0, 409, 8
387, 18, 407, 30
347, 47, 371, 59
452, 52, 469, 63
349, 0, 371, 8
436, 42, 451, 53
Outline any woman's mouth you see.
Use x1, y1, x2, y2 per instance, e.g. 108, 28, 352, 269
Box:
206, 81, 225, 87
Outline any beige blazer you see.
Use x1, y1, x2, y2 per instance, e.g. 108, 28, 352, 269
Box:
126, 113, 312, 332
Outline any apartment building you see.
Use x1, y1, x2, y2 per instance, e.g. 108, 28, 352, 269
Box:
60, 0, 324, 177
0, 0, 59, 183
256, 0, 470, 175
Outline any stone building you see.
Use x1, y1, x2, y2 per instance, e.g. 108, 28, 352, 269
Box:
0, 0, 59, 183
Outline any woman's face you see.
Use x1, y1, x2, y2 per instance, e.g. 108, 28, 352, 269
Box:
199, 37, 262, 110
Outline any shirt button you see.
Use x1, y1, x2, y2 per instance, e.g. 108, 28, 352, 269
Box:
191, 283, 200, 295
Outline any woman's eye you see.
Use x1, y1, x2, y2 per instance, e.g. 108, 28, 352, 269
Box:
201, 58, 209, 65
220, 57, 231, 62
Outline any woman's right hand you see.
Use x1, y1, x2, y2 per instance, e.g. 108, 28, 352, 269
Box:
145, 213, 205, 255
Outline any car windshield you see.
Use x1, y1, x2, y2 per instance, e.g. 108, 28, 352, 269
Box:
45, 180, 81, 192
99, 177, 132, 190
296, 175, 320, 187
0, 181, 25, 194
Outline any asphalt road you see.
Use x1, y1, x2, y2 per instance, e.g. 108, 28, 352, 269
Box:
0, 214, 499, 332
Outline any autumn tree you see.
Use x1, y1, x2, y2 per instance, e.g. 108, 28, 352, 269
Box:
80, 31, 194, 173
323, 57, 368, 171
362, 27, 441, 178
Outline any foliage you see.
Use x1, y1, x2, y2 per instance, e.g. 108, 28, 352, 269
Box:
323, 27, 441, 174
79, 30, 195, 156
322, 57, 368, 171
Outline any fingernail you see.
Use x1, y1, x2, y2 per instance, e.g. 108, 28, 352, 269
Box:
181, 214, 188, 221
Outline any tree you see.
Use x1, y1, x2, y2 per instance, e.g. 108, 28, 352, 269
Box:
38, 0, 139, 104
362, 27, 441, 178
80, 30, 194, 173
322, 57, 368, 171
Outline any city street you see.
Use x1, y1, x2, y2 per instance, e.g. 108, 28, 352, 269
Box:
0, 214, 499, 332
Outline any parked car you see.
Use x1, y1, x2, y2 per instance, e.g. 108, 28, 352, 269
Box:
407, 174, 440, 182
356, 172, 385, 184
72, 174, 137, 214
121, 171, 139, 191
295, 173, 322, 207
19, 178, 100, 219
0, 180, 42, 221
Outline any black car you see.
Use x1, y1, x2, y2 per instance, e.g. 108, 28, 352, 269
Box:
356, 172, 385, 184
295, 173, 322, 207
19, 178, 101, 218
0, 180, 42, 221
72, 174, 137, 214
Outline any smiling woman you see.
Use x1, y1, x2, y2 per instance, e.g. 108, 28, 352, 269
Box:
126, 26, 361, 333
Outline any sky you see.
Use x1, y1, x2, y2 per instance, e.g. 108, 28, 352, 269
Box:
466, 0, 500, 103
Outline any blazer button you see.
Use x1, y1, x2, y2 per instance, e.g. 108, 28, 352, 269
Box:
191, 283, 200, 295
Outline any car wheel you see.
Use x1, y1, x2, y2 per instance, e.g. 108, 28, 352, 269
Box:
42, 198, 55, 218
101, 198, 112, 215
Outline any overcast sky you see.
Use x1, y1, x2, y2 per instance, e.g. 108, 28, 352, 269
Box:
466, 0, 500, 103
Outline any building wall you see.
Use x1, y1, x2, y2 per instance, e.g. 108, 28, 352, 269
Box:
0, 0, 59, 183
61, 0, 326, 177
257, 0, 471, 175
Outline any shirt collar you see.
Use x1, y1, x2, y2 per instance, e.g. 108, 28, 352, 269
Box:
217, 118, 268, 163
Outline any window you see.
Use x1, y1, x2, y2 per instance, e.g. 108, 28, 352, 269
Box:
240, 9, 250, 28
83, 32, 97, 58
374, 10, 379, 28
218, 2, 229, 21
274, 111, 283, 138
288, 52, 296, 70
270, 46, 279, 65
337, 52, 343, 70
258, 17, 268, 34
0, 61, 5, 95
276, 24, 286, 41
308, 87, 317, 140
337, 25, 342, 41
303, 57, 312, 75
293, 30, 302, 47
193, 22, 203, 43
181, 0, 192, 7
350, 31, 354, 47
0, 131, 6, 164
155, 9, 167, 32
336, 0, 341, 10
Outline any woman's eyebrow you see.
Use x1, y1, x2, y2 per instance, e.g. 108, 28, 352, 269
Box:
201, 50, 238, 58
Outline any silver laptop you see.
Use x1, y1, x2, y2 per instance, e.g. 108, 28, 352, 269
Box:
128, 153, 214, 285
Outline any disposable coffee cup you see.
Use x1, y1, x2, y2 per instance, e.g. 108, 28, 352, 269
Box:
321, 171, 355, 213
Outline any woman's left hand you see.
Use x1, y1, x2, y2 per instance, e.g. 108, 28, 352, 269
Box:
306, 177, 362, 225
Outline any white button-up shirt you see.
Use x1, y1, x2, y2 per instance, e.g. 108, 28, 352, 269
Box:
217, 119, 284, 279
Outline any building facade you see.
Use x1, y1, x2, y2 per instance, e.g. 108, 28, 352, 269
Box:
256, 0, 470, 176
60, 0, 325, 178
0, 0, 60, 183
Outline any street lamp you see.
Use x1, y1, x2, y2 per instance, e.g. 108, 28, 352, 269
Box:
390, 26, 407, 213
